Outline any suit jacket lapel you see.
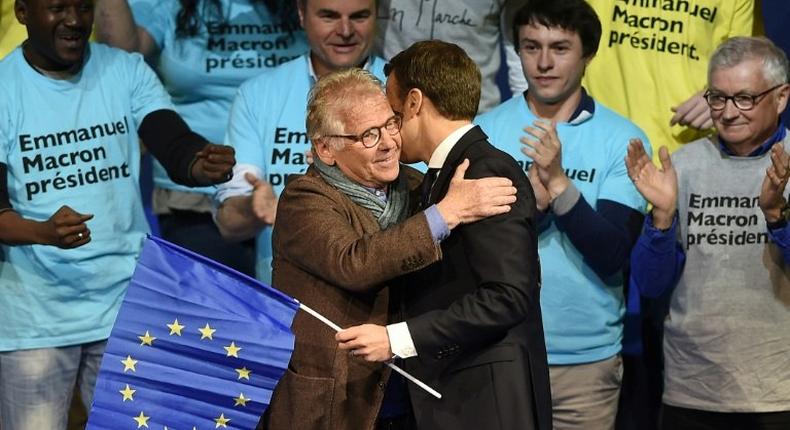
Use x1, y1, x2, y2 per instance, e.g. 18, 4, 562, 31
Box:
427, 126, 488, 205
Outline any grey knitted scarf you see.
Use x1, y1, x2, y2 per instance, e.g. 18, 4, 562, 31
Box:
313, 156, 410, 229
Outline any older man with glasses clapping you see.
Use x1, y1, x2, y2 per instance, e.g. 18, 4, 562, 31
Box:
625, 36, 790, 430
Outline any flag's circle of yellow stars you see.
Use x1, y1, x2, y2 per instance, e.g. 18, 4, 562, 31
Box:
118, 319, 250, 428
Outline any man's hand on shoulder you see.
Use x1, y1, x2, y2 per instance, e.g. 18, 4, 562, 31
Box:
190, 144, 236, 185
336, 324, 393, 363
436, 159, 517, 229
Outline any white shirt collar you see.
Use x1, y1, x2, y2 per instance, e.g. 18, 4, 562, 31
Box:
427, 124, 475, 169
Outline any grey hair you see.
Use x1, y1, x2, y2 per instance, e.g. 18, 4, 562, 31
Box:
708, 36, 790, 86
305, 68, 385, 150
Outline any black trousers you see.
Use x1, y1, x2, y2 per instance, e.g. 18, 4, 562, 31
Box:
662, 404, 790, 430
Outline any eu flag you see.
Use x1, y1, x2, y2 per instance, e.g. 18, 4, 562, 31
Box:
86, 236, 299, 429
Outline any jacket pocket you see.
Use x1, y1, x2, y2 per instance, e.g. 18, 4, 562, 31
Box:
266, 367, 336, 430
445, 343, 517, 374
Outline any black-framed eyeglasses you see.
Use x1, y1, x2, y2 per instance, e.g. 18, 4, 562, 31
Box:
703, 84, 785, 111
325, 113, 402, 148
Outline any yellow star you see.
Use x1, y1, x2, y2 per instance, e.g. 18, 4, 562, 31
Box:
235, 366, 251, 380
167, 318, 185, 336
122, 355, 138, 372
119, 384, 136, 401
223, 341, 242, 358
198, 323, 216, 340
233, 393, 249, 407
214, 413, 230, 428
132, 411, 149, 428
138, 330, 156, 346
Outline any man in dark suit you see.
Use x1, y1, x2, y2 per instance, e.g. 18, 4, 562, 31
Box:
337, 40, 552, 430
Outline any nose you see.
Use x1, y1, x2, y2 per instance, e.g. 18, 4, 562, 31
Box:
378, 129, 399, 151
337, 18, 353, 38
720, 98, 741, 121
63, 6, 79, 26
537, 49, 552, 72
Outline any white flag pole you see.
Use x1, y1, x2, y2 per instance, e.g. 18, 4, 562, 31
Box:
298, 302, 442, 399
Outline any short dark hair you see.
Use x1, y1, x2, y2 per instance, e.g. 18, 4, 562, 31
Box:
512, 0, 602, 59
385, 40, 481, 121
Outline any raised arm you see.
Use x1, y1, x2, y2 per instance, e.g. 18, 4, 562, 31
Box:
403, 157, 538, 356
277, 162, 517, 293
337, 156, 535, 363
139, 109, 234, 187
626, 140, 685, 297
760, 143, 790, 264
523, 120, 646, 278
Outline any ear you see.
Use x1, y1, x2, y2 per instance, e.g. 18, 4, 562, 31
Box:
405, 88, 424, 116
15, 0, 29, 26
581, 54, 595, 77
776, 84, 789, 116
297, 0, 306, 29
313, 139, 337, 166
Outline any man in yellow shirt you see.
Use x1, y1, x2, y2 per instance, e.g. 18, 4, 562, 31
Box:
583, 0, 754, 156
0, 0, 26, 58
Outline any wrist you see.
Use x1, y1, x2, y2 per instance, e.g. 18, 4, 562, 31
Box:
763, 199, 790, 224
188, 157, 204, 186
32, 220, 55, 246
651, 208, 675, 230
763, 207, 783, 223
435, 201, 460, 229
547, 176, 570, 201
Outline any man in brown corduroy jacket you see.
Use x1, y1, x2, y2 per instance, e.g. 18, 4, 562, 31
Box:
259, 68, 517, 430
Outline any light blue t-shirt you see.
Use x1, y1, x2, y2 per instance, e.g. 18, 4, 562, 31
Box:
0, 43, 174, 351
218, 54, 388, 282
131, 0, 308, 195
475, 94, 650, 365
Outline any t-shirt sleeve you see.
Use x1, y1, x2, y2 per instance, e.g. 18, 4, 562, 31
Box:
223, 82, 266, 174
129, 0, 171, 49
597, 125, 652, 212
126, 52, 175, 128
0, 106, 8, 163
473, 110, 500, 145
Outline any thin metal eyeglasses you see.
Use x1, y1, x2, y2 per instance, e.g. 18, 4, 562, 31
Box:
703, 84, 784, 111
325, 113, 402, 148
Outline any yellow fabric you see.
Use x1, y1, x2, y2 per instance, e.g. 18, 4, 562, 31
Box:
0, 0, 26, 59
583, 0, 754, 157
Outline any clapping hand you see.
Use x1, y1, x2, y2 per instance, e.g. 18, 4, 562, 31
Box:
759, 144, 790, 222
625, 139, 677, 229
521, 119, 570, 200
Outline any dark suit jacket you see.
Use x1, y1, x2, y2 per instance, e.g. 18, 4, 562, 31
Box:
400, 126, 552, 430
262, 165, 442, 430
